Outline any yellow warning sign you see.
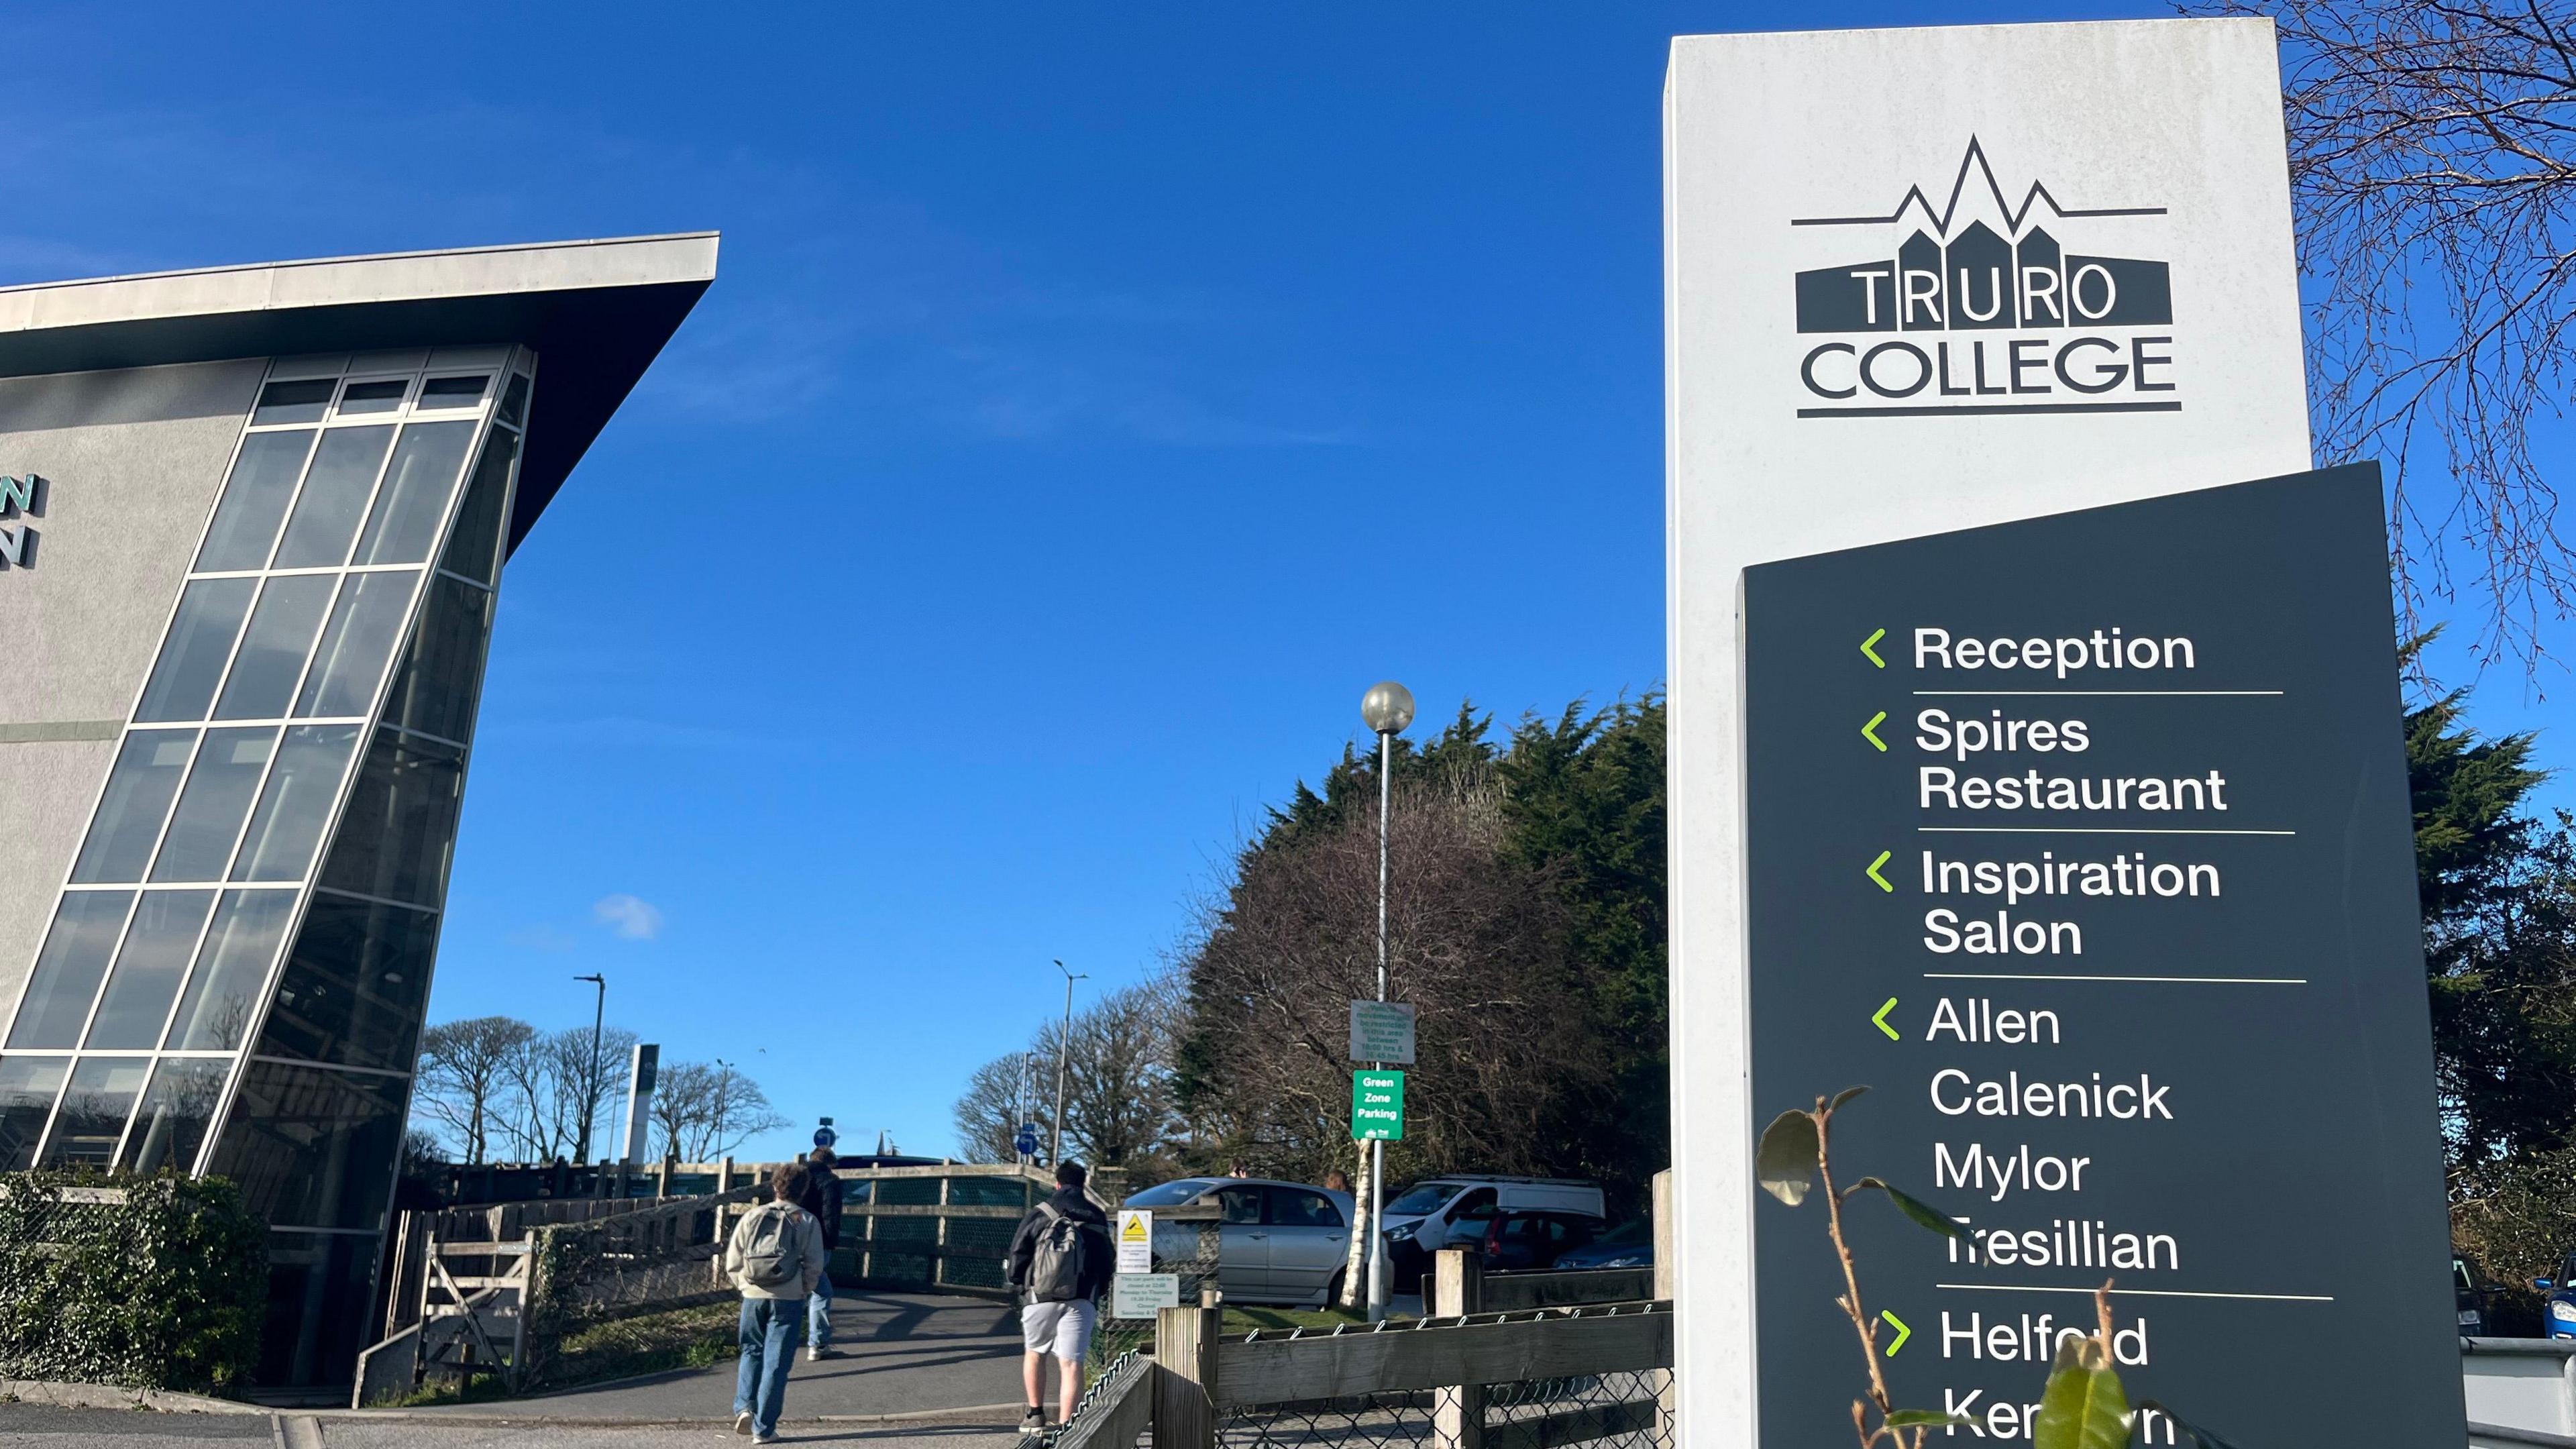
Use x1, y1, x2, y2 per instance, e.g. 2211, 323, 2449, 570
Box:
1116, 1210, 1152, 1273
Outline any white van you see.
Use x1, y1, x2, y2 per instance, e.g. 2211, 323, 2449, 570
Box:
1379, 1176, 1606, 1271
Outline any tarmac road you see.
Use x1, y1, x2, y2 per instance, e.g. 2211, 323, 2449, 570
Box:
0, 1291, 1032, 1447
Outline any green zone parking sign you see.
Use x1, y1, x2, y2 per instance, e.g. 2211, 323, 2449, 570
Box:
1351, 1069, 1405, 1142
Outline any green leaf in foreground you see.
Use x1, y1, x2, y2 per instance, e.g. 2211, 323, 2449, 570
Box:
1827, 1085, 1870, 1114
1849, 1177, 1967, 1240
1885, 1409, 1975, 1428
2133, 1399, 2245, 1449
2033, 1336, 2129, 1449
1756, 1110, 1820, 1205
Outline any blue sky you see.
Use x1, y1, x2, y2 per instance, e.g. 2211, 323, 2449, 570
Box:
5, 2, 2565, 1163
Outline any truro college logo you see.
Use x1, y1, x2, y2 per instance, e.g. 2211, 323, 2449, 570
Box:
1792, 139, 2178, 419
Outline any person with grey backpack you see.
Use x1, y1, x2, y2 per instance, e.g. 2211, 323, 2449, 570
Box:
725, 1163, 827, 1442
1005, 1160, 1114, 1438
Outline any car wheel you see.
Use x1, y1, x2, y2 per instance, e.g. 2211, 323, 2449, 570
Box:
1326, 1269, 1347, 1309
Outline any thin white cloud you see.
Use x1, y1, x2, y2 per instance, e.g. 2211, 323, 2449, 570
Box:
594, 894, 665, 941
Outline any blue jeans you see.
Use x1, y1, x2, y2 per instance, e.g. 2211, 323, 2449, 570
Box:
806, 1271, 834, 1350
735, 1296, 804, 1435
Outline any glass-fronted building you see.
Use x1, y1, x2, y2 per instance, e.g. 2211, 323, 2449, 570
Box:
0, 235, 716, 1387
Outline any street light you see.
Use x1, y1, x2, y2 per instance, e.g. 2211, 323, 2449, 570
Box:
574, 974, 606, 1164
1051, 959, 1088, 1168
1360, 680, 1413, 1322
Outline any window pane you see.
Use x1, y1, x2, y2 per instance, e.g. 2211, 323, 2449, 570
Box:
195, 431, 317, 573
252, 379, 333, 426
294, 571, 419, 719
151, 728, 276, 883
135, 579, 256, 722
0, 1057, 67, 1171
168, 889, 297, 1051
258, 1231, 378, 1386
211, 575, 335, 722
438, 427, 517, 588
352, 421, 476, 566
319, 731, 465, 907
39, 1057, 149, 1167
120, 1057, 231, 1176
496, 373, 530, 429
206, 1061, 405, 1230
336, 379, 406, 416
70, 730, 197, 883
271, 425, 393, 569
6, 892, 134, 1047
85, 889, 215, 1049
257, 892, 439, 1071
415, 375, 488, 410
230, 724, 359, 882
380, 574, 496, 745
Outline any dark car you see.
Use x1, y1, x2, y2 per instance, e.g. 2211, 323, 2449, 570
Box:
1551, 1218, 1652, 1271
1479, 1210, 1601, 1272
2460, 1254, 2502, 1336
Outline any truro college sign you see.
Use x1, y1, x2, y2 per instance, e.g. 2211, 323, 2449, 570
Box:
1666, 17, 2463, 1449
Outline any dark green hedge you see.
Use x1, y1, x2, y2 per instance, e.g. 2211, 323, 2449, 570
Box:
0, 1173, 266, 1392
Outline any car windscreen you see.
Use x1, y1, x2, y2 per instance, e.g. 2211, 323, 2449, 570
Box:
1127, 1179, 1212, 1207
1593, 1219, 1649, 1247
1386, 1181, 1464, 1216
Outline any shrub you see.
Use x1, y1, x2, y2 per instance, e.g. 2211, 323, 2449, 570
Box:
0, 1172, 266, 1392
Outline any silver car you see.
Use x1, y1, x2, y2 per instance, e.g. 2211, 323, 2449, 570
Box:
1124, 1177, 1355, 1307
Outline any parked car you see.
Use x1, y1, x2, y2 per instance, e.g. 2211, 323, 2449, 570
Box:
1551, 1218, 1653, 1271
2460, 1254, 2502, 1336
1479, 1210, 1602, 1272
1124, 1177, 1354, 1307
2530, 1251, 2576, 1338
1380, 1175, 1606, 1279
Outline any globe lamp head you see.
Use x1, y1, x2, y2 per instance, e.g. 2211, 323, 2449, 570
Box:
1360, 681, 1417, 736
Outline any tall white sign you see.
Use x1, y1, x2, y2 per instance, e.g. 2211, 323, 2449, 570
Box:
1664, 19, 2310, 1446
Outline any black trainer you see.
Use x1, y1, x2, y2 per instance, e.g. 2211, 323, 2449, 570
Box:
1020, 1407, 1046, 1438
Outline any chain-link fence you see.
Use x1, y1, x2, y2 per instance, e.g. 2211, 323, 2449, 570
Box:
1216, 1366, 1674, 1447
1091, 1207, 1224, 1366
1059, 1297, 1674, 1449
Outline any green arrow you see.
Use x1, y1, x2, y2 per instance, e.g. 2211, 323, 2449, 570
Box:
1861, 710, 1888, 751
1872, 998, 1900, 1040
1860, 628, 1886, 667
1881, 1310, 1911, 1356
1865, 850, 1893, 892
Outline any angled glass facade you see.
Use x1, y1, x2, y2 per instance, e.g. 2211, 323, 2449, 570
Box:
0, 350, 533, 1385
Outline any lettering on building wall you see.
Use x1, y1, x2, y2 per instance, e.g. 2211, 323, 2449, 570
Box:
1789, 140, 2178, 419
0, 473, 42, 569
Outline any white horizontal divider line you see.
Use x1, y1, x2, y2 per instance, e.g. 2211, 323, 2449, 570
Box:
1917, 826, 2296, 836
1911, 690, 2285, 697
1923, 971, 2306, 985
1935, 1282, 2333, 1303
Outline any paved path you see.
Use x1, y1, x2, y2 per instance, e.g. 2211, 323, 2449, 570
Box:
0, 1291, 1032, 1447
0, 1405, 1016, 1448
420, 1290, 1029, 1424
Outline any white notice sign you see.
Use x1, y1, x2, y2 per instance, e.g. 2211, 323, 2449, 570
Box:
1114, 1209, 1153, 1274
1348, 1000, 1416, 1064
1111, 1272, 1179, 1318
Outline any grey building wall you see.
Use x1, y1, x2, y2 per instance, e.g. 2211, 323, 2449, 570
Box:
0, 360, 266, 1008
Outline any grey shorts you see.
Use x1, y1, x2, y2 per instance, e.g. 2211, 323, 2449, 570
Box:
1020, 1299, 1096, 1360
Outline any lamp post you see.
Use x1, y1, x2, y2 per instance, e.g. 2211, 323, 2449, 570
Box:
574, 973, 606, 1163
1050, 959, 1087, 1167
1359, 680, 1414, 1322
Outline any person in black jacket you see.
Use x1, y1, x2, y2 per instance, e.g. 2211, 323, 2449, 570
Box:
798, 1149, 845, 1361
1005, 1161, 1114, 1434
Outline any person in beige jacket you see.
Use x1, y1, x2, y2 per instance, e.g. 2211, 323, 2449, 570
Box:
724, 1163, 828, 1442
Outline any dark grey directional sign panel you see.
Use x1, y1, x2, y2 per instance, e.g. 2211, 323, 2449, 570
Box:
1743, 466, 2461, 1447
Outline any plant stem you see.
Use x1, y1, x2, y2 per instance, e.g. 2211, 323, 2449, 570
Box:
1816, 1099, 1908, 1449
